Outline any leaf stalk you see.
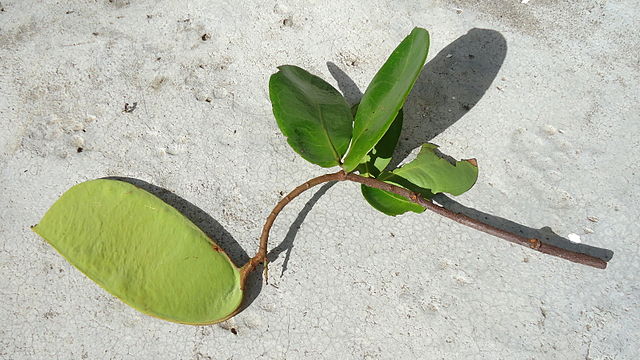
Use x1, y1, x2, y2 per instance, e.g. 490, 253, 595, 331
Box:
241, 170, 608, 278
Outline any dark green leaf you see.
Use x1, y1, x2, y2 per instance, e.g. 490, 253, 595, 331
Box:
360, 170, 433, 216
357, 108, 403, 178
361, 184, 425, 216
342, 27, 429, 171
269, 65, 353, 167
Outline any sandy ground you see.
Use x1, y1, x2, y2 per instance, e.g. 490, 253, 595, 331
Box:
1, 0, 639, 359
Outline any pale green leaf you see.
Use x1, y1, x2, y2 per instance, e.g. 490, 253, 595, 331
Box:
33, 179, 243, 325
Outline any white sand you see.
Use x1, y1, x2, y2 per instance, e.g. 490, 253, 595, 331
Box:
1, 0, 639, 358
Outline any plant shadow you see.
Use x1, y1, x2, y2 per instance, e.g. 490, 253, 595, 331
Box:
267, 182, 336, 277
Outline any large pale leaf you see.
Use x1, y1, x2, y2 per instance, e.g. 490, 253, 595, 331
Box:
393, 144, 478, 196
269, 65, 353, 167
342, 28, 429, 171
32, 179, 244, 325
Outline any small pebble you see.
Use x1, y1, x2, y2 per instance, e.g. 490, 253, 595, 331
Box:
155, 147, 166, 157
543, 124, 557, 135
273, 3, 288, 14
71, 135, 85, 148
194, 92, 208, 102
584, 227, 594, 234
46, 114, 59, 125
45, 128, 63, 140
166, 144, 182, 155
213, 87, 229, 99
243, 316, 261, 329
453, 272, 472, 285
65, 121, 84, 132
567, 233, 581, 243
587, 216, 599, 222
218, 319, 236, 331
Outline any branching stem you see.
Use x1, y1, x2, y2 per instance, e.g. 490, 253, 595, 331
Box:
240, 170, 607, 278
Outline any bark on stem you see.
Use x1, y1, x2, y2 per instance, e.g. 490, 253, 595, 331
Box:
240, 170, 607, 277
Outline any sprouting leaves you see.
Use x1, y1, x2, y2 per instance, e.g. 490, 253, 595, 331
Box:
269, 65, 353, 167
268, 28, 429, 171
267, 27, 476, 216
32, 179, 244, 325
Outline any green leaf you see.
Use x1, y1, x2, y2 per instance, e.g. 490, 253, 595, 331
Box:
32, 179, 244, 325
342, 27, 429, 172
360, 170, 432, 216
393, 144, 478, 196
357, 108, 403, 178
356, 106, 409, 216
361, 144, 477, 216
361, 184, 425, 216
269, 65, 353, 167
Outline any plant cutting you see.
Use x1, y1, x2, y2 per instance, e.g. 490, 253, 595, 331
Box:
32, 27, 611, 325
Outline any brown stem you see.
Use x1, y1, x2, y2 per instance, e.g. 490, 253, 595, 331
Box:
240, 171, 347, 278
240, 170, 607, 277
343, 173, 608, 269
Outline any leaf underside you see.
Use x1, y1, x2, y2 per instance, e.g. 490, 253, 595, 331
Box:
33, 179, 243, 325
269, 65, 353, 167
342, 27, 430, 172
